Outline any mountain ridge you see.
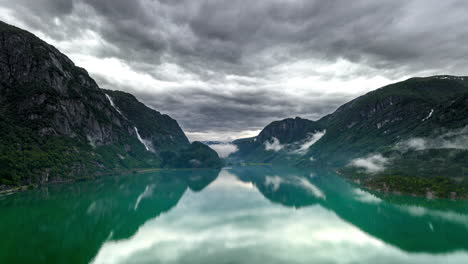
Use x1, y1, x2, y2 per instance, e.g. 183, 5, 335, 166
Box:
232, 75, 468, 197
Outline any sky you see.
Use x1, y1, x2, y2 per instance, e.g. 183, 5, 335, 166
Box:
1, 0, 467, 141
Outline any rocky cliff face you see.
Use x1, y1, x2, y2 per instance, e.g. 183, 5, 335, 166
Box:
103, 89, 190, 152
0, 21, 133, 145
0, 21, 221, 187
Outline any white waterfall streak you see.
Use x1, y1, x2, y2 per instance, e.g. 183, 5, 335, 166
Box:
105, 94, 124, 116
134, 127, 151, 151
422, 109, 434, 121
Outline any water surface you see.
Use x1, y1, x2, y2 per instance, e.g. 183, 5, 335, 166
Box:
1, 166, 468, 263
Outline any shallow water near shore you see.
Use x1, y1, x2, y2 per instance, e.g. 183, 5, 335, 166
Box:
1, 166, 468, 264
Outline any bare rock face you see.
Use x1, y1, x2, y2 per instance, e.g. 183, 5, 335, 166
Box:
103, 89, 190, 152
0, 21, 133, 146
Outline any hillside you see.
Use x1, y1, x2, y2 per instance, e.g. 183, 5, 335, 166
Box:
0, 21, 221, 188
232, 76, 468, 197
305, 76, 468, 165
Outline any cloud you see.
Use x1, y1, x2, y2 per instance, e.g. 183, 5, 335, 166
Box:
185, 130, 260, 142
264, 176, 282, 191
263, 175, 325, 199
264, 137, 284, 152
395, 126, 468, 152
349, 154, 389, 174
90, 167, 468, 264
262, 130, 326, 154
396, 138, 428, 151
398, 205, 468, 228
207, 143, 238, 158
1, 0, 468, 140
293, 130, 326, 155
296, 177, 326, 199
353, 188, 382, 204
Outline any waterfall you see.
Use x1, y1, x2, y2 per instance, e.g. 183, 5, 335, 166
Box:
134, 127, 152, 152
422, 109, 434, 121
105, 94, 124, 116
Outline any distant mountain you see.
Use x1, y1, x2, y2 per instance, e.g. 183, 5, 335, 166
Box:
200, 141, 226, 145
232, 117, 324, 163
232, 76, 468, 197
0, 21, 221, 188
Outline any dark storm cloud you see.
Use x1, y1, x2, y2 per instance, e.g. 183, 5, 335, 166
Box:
95, 76, 354, 134
2, 0, 468, 139
10, 0, 468, 75
6, 1, 468, 67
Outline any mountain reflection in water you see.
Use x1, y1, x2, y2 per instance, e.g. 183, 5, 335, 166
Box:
1, 166, 468, 264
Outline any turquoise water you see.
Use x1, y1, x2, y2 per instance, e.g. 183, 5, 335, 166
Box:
1, 166, 468, 263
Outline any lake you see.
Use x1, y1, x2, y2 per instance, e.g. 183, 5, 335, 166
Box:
1, 166, 468, 263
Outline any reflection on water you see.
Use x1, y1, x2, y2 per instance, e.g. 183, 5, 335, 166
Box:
1, 166, 468, 263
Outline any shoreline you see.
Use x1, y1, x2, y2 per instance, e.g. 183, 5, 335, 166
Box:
0, 167, 220, 196
336, 170, 468, 200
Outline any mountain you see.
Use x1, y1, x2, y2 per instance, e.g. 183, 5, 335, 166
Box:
102, 89, 190, 152
232, 117, 325, 163
0, 21, 221, 188
232, 76, 468, 197
305, 76, 468, 165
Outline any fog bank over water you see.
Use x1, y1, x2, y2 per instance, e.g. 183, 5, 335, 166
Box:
207, 143, 238, 158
